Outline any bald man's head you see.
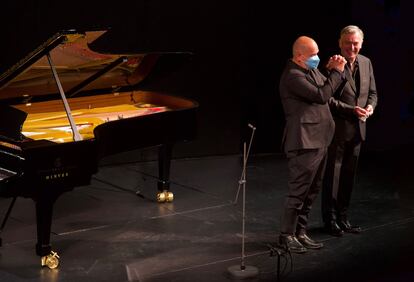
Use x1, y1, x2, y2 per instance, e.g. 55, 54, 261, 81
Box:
292, 36, 318, 58
291, 36, 319, 69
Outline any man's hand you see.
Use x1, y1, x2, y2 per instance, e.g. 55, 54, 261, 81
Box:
354, 106, 369, 122
365, 104, 374, 117
326, 55, 347, 72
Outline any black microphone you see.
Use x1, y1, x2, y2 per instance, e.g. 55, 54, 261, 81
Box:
248, 123, 256, 130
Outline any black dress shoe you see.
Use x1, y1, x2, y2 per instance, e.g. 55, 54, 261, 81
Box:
338, 219, 361, 233
324, 221, 344, 237
279, 235, 307, 254
297, 234, 324, 249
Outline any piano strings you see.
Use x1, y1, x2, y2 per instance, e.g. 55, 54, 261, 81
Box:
21, 103, 168, 143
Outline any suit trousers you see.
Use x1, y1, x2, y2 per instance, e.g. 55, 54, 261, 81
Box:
322, 136, 362, 223
280, 147, 328, 235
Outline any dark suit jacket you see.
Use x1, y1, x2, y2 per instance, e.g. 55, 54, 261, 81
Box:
328, 54, 378, 141
279, 60, 346, 153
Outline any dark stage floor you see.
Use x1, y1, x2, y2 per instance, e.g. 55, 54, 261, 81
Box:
1, 147, 414, 282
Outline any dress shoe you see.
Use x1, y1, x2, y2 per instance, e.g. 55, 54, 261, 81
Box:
279, 235, 307, 254
324, 221, 344, 237
296, 233, 324, 249
338, 219, 361, 233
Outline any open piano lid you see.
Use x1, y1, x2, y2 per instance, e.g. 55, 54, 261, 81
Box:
0, 29, 160, 103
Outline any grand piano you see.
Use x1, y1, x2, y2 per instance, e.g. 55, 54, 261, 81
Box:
0, 29, 198, 268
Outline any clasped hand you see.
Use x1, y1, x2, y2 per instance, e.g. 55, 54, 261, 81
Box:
354, 105, 374, 122
326, 55, 347, 72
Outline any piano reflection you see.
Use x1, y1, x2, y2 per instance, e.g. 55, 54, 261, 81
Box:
0, 30, 198, 268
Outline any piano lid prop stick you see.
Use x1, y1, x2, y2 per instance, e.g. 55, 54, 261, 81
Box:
46, 53, 82, 141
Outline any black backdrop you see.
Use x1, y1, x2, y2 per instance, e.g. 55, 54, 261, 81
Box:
0, 0, 412, 158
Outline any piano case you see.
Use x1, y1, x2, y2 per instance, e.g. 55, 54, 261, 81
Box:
0, 29, 198, 268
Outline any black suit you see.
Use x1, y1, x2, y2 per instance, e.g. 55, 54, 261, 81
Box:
322, 54, 378, 224
279, 60, 346, 236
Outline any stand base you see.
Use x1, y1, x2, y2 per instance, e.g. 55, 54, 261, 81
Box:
227, 265, 259, 279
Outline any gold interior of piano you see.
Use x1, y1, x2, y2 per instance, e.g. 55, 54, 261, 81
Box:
1, 31, 196, 144
20, 103, 167, 143
12, 91, 194, 143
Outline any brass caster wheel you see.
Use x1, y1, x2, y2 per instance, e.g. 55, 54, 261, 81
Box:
157, 190, 174, 203
157, 191, 166, 203
41, 251, 60, 269
165, 191, 174, 202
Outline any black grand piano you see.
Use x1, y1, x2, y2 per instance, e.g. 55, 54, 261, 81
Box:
0, 30, 198, 268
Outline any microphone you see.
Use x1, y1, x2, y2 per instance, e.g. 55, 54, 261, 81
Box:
248, 123, 256, 130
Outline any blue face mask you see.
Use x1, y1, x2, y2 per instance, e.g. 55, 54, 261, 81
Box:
305, 55, 320, 69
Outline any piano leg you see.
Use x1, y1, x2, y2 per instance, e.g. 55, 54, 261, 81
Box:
35, 192, 61, 269
157, 144, 174, 203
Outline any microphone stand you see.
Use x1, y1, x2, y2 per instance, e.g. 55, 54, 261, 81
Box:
233, 124, 256, 204
228, 124, 258, 279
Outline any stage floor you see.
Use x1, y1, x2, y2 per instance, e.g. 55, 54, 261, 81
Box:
0, 148, 413, 282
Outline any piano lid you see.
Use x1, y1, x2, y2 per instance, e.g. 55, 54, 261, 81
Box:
0, 29, 160, 103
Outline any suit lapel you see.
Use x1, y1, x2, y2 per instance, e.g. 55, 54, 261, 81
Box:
358, 55, 366, 92
309, 69, 325, 86
345, 65, 357, 93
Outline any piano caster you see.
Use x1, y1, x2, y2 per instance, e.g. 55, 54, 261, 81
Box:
41, 251, 60, 269
157, 190, 174, 203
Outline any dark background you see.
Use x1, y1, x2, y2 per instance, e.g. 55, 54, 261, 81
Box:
0, 0, 412, 158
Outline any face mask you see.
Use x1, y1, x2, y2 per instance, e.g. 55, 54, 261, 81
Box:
305, 55, 320, 69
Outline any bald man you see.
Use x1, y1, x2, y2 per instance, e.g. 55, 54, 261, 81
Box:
278, 36, 347, 253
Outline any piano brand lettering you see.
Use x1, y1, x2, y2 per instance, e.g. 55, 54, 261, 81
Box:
45, 172, 69, 180
39, 165, 75, 180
